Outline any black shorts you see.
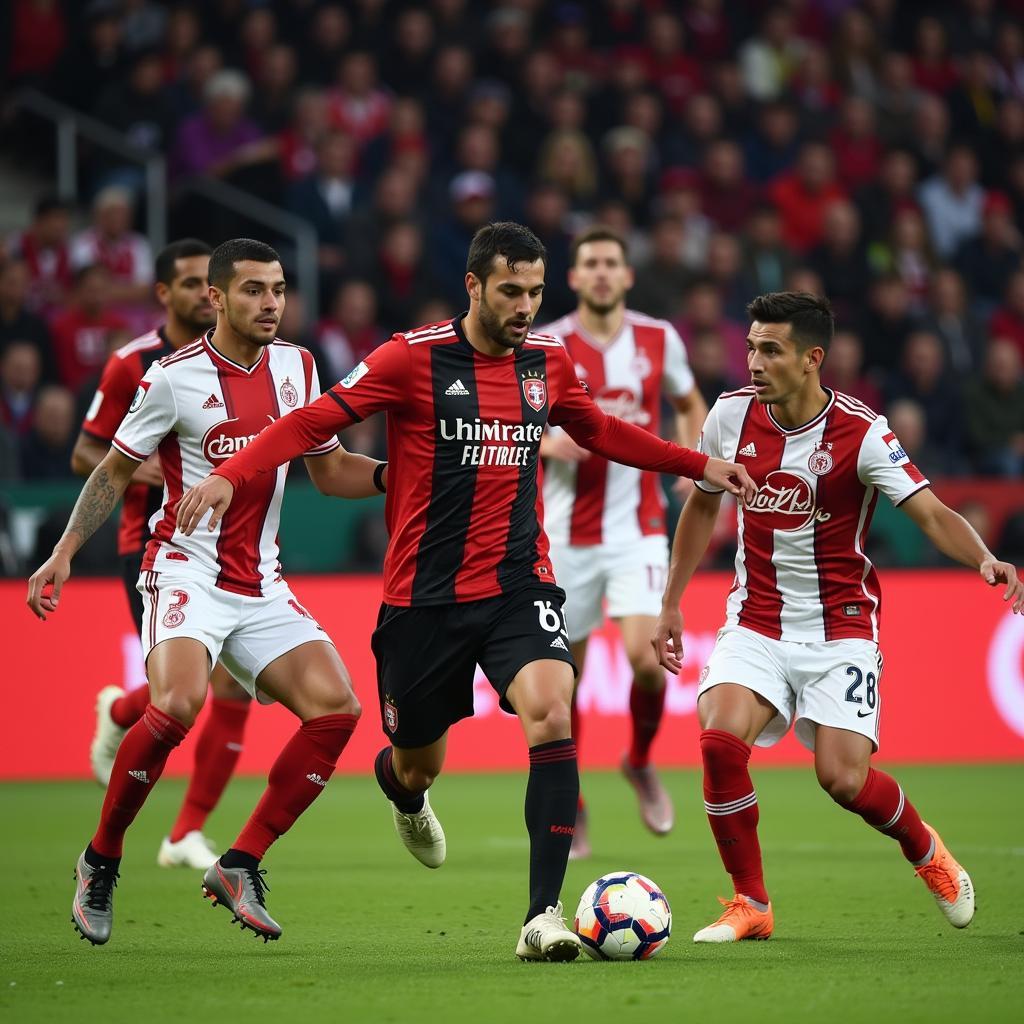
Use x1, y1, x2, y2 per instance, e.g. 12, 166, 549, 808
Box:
121, 551, 145, 637
371, 585, 577, 748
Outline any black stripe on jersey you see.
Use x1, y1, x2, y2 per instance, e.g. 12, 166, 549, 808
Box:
411, 342, 481, 602
496, 345, 548, 593
327, 390, 362, 422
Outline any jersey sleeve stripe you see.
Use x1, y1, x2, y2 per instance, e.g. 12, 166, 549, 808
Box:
112, 437, 147, 462
894, 481, 930, 506
326, 389, 362, 421
304, 438, 342, 456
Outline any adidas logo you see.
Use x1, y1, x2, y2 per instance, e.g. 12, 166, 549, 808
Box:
128, 769, 150, 783
738, 442, 757, 458
305, 772, 327, 787
202, 393, 224, 409
549, 635, 569, 651
445, 379, 470, 396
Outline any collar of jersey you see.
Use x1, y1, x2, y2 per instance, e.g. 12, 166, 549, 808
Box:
452, 312, 520, 360
567, 309, 629, 351
202, 330, 270, 375
764, 387, 835, 435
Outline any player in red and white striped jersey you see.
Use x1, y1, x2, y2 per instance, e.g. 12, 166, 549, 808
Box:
28, 239, 386, 946
654, 291, 1023, 943
540, 226, 707, 857
72, 238, 255, 872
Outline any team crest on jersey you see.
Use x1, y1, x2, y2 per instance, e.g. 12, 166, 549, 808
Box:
279, 376, 298, 407
522, 370, 547, 411
384, 698, 398, 733
630, 350, 652, 380
128, 380, 151, 413
808, 441, 834, 476
162, 590, 189, 628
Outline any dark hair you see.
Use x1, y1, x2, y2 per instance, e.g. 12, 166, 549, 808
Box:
466, 221, 546, 283
155, 238, 213, 286
34, 195, 69, 218
570, 225, 629, 266
208, 238, 282, 290
746, 291, 835, 353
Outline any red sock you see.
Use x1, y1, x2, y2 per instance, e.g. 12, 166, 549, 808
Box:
700, 728, 768, 904
233, 714, 357, 860
91, 705, 189, 858
844, 767, 932, 863
570, 698, 586, 814
168, 698, 251, 843
628, 684, 666, 768
109, 685, 151, 728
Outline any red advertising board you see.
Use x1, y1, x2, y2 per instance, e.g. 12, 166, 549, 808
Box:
4, 571, 1022, 779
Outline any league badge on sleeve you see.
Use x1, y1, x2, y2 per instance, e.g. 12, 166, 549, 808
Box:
882, 431, 909, 464
522, 370, 547, 411
341, 361, 369, 389
128, 380, 151, 413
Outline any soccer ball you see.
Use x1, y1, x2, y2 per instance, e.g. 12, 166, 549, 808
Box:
574, 871, 672, 960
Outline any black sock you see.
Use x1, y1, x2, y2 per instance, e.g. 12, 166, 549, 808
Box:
374, 747, 425, 814
524, 739, 579, 924
219, 848, 260, 871
84, 844, 120, 871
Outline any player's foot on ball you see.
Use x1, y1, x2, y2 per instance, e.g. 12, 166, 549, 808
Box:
158, 831, 218, 870
90, 686, 127, 787
516, 902, 582, 962
693, 895, 774, 943
568, 805, 590, 861
620, 754, 674, 835
71, 851, 118, 946
915, 823, 975, 929
202, 859, 281, 941
391, 791, 446, 868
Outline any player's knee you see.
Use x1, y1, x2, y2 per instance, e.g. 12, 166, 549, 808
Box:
396, 763, 437, 792
629, 655, 664, 691
527, 703, 573, 744
152, 688, 205, 727
308, 679, 361, 720
818, 766, 867, 806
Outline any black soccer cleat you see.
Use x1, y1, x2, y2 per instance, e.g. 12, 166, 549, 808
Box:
71, 851, 118, 946
202, 859, 282, 942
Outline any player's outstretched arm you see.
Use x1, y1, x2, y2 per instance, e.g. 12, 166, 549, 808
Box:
26, 449, 138, 620
305, 448, 387, 499
653, 487, 724, 672
901, 488, 1023, 613
71, 431, 163, 487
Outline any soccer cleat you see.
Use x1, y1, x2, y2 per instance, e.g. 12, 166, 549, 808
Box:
71, 851, 118, 946
516, 902, 582, 962
568, 805, 590, 861
90, 686, 128, 787
914, 823, 975, 928
202, 859, 282, 942
693, 895, 774, 942
620, 754, 674, 835
391, 791, 446, 868
158, 831, 219, 870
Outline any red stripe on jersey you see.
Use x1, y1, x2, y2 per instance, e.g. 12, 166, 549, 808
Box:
213, 364, 280, 597
142, 433, 183, 571
300, 347, 314, 402
568, 334, 608, 545
631, 323, 668, 537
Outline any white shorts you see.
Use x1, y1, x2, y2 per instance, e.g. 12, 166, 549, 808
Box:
548, 535, 668, 643
698, 625, 883, 752
138, 571, 334, 703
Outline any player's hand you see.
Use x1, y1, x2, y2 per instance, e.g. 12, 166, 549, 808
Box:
176, 475, 235, 536
132, 455, 163, 488
980, 557, 1023, 613
703, 457, 757, 504
652, 603, 685, 674
543, 431, 591, 462
26, 550, 72, 620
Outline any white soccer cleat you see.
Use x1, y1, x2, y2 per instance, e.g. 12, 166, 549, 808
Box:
158, 831, 219, 870
392, 791, 446, 868
915, 823, 975, 929
516, 902, 582, 962
90, 686, 128, 787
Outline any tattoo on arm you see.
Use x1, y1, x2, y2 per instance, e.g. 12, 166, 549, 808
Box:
64, 466, 122, 549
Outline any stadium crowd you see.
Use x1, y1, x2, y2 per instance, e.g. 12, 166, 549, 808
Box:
1, 0, 1023, 560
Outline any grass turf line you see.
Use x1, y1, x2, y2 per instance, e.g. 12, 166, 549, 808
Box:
2, 764, 1022, 1024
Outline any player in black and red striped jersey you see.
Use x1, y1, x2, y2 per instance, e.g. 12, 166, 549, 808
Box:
177, 223, 757, 961
72, 239, 251, 871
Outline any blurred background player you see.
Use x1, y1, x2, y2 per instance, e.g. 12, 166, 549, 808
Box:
654, 291, 1023, 943
74, 238, 251, 871
540, 226, 706, 858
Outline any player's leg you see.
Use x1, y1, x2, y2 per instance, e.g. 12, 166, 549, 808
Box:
376, 736, 449, 868
160, 664, 252, 869
567, 637, 590, 859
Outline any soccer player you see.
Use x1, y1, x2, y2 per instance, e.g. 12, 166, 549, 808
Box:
175, 222, 756, 962
540, 226, 707, 858
653, 291, 1023, 942
28, 238, 386, 946
73, 238, 252, 871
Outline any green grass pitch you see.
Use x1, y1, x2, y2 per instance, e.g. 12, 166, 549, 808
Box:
3, 764, 1022, 1024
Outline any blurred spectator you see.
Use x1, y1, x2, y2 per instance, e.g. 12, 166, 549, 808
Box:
69, 187, 154, 307
303, 4, 352, 86
700, 139, 759, 233
856, 147, 920, 246
687, 327, 737, 408
953, 190, 1023, 316
821, 330, 883, 411
382, 7, 436, 96
885, 397, 945, 482
917, 144, 984, 259
743, 100, 801, 184
441, 123, 523, 221
328, 51, 391, 146
769, 142, 847, 253
871, 206, 937, 314
119, 0, 167, 52
535, 130, 599, 212
166, 44, 223, 120
371, 221, 443, 334
909, 93, 950, 180
6, 196, 72, 313
910, 16, 957, 96
655, 169, 712, 270
346, 166, 424, 273
675, 279, 748, 383
642, 10, 703, 116
948, 49, 999, 138
705, 231, 747, 321
672, 93, 724, 168
832, 8, 882, 103
362, 97, 429, 183
980, 98, 1024, 191
600, 127, 655, 227
160, 4, 202, 85
0, 341, 42, 436
739, 6, 804, 102
993, 20, 1024, 101
48, 265, 127, 395
860, 274, 916, 373
5, 0, 67, 88
234, 7, 278, 84
434, 170, 496, 307
874, 52, 921, 145
427, 44, 476, 151
278, 89, 331, 183
50, 4, 123, 110
919, 269, 987, 374
629, 216, 693, 322
989, 270, 1024, 363
739, 204, 794, 298
830, 96, 883, 191
791, 44, 841, 136
252, 44, 299, 134
0, 260, 52, 370
964, 338, 1024, 477
18, 384, 76, 479
315, 279, 385, 382
784, 266, 824, 297
807, 200, 871, 325
523, 184, 573, 320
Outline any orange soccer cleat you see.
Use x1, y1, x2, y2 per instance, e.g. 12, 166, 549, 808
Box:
914, 823, 975, 928
693, 894, 774, 943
